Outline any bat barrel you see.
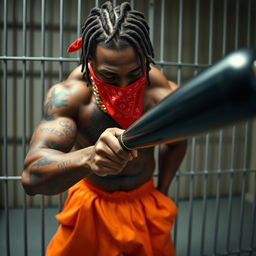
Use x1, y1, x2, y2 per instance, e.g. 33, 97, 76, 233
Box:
119, 48, 256, 150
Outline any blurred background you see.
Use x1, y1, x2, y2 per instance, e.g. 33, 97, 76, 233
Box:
1, 0, 256, 255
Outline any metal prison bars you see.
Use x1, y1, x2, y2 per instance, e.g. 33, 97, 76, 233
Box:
0, 0, 256, 255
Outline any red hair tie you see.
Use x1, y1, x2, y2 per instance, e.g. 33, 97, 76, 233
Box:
67, 37, 82, 53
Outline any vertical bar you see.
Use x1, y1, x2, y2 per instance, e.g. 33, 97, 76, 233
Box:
187, 3, 200, 255
95, 0, 99, 8
148, 0, 155, 46
130, 0, 135, 9
234, 0, 239, 50
214, 0, 226, 229
226, 127, 236, 253
22, 1, 28, 255
177, 0, 183, 86
208, 0, 214, 63
41, 1, 46, 255
247, 2, 255, 255
3, 66, 10, 256
226, 1, 239, 253
246, 2, 252, 253
238, 122, 250, 250
174, 0, 183, 249
200, 1, 213, 253
77, 0, 82, 59
246, 0, 251, 47
113, 0, 117, 7
250, 173, 256, 255
160, 0, 165, 56
3, 24, 10, 256
159, 0, 165, 72
194, 0, 200, 68
187, 137, 196, 256
213, 130, 223, 253
59, 0, 64, 81
3, 0, 10, 255
41, 0, 46, 116
222, 0, 227, 56
200, 135, 210, 255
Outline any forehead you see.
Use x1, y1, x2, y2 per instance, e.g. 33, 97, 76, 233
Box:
93, 44, 140, 68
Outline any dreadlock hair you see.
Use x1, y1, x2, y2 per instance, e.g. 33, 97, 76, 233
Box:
80, 1, 155, 86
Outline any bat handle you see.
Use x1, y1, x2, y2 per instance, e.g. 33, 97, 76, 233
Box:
117, 134, 132, 151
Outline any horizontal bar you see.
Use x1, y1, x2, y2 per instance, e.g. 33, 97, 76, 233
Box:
1, 168, 256, 181
0, 176, 22, 180
203, 247, 256, 256
151, 61, 208, 68
176, 168, 256, 176
0, 56, 79, 62
0, 56, 210, 68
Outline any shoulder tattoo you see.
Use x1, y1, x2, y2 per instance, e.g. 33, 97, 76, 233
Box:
44, 88, 71, 120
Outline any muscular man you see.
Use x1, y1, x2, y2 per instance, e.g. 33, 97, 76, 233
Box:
22, 2, 187, 255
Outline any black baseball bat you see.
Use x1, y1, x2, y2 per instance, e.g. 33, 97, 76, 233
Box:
118, 48, 256, 150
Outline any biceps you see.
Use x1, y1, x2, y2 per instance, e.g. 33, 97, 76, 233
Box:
29, 117, 77, 153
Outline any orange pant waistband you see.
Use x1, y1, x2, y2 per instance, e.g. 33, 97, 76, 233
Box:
82, 178, 155, 201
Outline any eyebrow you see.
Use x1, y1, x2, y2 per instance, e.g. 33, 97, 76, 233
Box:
98, 66, 142, 76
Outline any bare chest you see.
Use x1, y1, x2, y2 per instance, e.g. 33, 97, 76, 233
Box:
74, 97, 156, 191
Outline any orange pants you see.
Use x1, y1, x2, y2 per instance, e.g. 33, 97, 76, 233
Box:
46, 178, 178, 256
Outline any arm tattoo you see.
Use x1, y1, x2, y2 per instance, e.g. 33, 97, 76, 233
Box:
46, 141, 65, 151
57, 156, 83, 171
32, 157, 57, 167
59, 120, 76, 136
44, 88, 71, 120
39, 127, 65, 137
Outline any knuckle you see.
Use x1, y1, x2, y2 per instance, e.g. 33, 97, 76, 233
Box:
95, 144, 104, 155
99, 133, 109, 141
94, 155, 102, 165
94, 166, 100, 173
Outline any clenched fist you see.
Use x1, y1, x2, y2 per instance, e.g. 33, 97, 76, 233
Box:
88, 128, 138, 176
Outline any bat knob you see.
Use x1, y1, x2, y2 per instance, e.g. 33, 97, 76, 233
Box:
118, 134, 133, 151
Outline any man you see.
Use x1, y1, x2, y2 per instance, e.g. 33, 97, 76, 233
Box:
22, 2, 187, 255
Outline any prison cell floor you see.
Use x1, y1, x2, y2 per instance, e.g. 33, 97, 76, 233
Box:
1, 197, 256, 256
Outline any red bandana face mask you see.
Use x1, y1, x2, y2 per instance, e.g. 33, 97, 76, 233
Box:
89, 65, 146, 129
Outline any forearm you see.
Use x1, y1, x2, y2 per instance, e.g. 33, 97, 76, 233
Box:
157, 140, 187, 195
22, 147, 93, 195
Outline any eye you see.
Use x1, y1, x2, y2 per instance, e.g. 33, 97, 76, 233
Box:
99, 73, 117, 81
130, 68, 143, 76
129, 72, 142, 80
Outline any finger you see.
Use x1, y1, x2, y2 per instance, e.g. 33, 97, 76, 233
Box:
106, 127, 125, 137
101, 131, 131, 160
95, 141, 127, 164
94, 164, 123, 176
130, 149, 138, 158
94, 156, 127, 171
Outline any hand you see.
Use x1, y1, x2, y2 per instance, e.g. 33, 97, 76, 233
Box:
88, 128, 138, 176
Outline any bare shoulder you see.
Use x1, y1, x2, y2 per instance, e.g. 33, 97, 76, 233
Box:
44, 78, 92, 120
66, 64, 84, 82
145, 65, 179, 106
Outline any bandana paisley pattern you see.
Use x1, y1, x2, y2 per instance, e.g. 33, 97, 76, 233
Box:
89, 65, 146, 129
